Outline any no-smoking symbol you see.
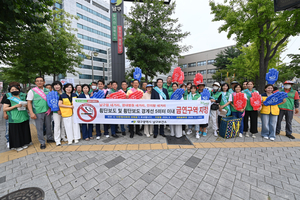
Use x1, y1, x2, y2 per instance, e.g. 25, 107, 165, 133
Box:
77, 103, 97, 122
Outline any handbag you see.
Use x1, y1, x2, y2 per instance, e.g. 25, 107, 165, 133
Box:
219, 116, 242, 139
211, 103, 219, 110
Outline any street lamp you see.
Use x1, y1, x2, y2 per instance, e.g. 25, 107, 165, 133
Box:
87, 51, 99, 82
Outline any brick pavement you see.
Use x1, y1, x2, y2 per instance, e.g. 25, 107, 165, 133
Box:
1, 112, 300, 199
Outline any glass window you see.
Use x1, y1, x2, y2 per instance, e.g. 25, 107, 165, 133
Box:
81, 45, 107, 54
79, 65, 108, 71
76, 3, 109, 21
77, 13, 110, 30
197, 70, 206, 74
79, 74, 108, 80
188, 71, 196, 76
207, 78, 214, 83
184, 72, 187, 76
54, 3, 62, 9
77, 23, 110, 38
78, 54, 107, 63
207, 69, 217, 74
77, 34, 111, 47
207, 59, 216, 65
197, 61, 206, 66
188, 62, 196, 68
181, 64, 187, 69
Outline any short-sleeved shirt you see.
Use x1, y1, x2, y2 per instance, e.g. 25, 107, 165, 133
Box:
59, 93, 74, 103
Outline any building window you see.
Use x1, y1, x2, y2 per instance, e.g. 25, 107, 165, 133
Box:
77, 13, 110, 30
188, 62, 196, 68
207, 69, 217, 74
76, 3, 109, 21
207, 59, 216, 65
207, 78, 214, 83
54, 2, 62, 9
184, 72, 187, 76
197, 70, 206, 74
197, 61, 206, 66
82, 45, 107, 55
77, 33, 111, 47
92, 1, 109, 12
188, 71, 196, 76
77, 24, 110, 39
79, 54, 107, 63
79, 65, 108, 71
181, 64, 187, 69
85, 0, 90, 3
79, 74, 108, 80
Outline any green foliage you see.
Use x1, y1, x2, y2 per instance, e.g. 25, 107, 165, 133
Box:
214, 46, 242, 70
287, 49, 300, 77
210, 0, 300, 92
124, 0, 191, 81
1, 2, 84, 84
0, 0, 54, 63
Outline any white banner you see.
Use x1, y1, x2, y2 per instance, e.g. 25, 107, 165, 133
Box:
60, 78, 75, 86
73, 99, 211, 125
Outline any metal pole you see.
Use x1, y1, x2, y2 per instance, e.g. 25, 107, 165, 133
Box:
103, 63, 105, 82
91, 52, 94, 82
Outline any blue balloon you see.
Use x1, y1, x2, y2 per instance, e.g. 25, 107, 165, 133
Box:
263, 92, 288, 106
133, 67, 142, 81
46, 91, 59, 112
201, 89, 210, 100
266, 68, 279, 85
171, 88, 185, 100
91, 90, 105, 99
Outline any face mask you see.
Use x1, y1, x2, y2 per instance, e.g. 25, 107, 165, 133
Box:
12, 91, 20, 95
213, 86, 219, 90
91, 86, 97, 89
284, 84, 291, 89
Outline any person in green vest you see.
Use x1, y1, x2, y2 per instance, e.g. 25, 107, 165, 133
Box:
229, 84, 248, 137
184, 82, 192, 99
243, 81, 260, 138
218, 83, 232, 128
169, 82, 179, 98
242, 81, 248, 91
3, 85, 31, 151
27, 77, 53, 149
128, 79, 134, 90
229, 81, 238, 94
196, 82, 209, 137
210, 82, 222, 137
75, 84, 83, 96
276, 81, 299, 139
163, 75, 173, 94
180, 83, 187, 134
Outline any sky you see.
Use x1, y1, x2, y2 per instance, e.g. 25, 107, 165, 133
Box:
124, 0, 300, 64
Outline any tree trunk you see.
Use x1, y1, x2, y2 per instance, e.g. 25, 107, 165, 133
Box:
258, 39, 268, 94
145, 74, 148, 82
53, 73, 56, 82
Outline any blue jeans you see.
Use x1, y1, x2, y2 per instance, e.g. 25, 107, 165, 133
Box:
120, 124, 126, 132
231, 112, 244, 134
188, 125, 199, 131
82, 124, 93, 139
5, 119, 9, 142
104, 124, 115, 136
96, 124, 101, 136
261, 114, 278, 139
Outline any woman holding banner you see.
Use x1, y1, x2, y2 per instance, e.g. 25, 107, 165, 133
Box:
59, 84, 81, 144
218, 83, 232, 128
3, 85, 31, 151
142, 84, 154, 137
186, 85, 201, 138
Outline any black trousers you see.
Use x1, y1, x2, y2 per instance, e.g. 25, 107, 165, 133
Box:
218, 116, 223, 130
243, 110, 258, 134
154, 125, 164, 136
129, 125, 140, 134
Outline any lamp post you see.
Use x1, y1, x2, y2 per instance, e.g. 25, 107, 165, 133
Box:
103, 63, 105, 81
88, 51, 99, 82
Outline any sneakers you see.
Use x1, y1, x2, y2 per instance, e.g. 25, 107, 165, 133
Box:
214, 131, 218, 137
6, 142, 9, 149
263, 136, 269, 140
202, 132, 207, 137
239, 133, 243, 138
106, 135, 110, 138
146, 134, 150, 137
182, 130, 186, 135
196, 131, 200, 139
68, 141, 72, 145
74, 139, 79, 144
270, 138, 275, 141
245, 132, 250, 137
16, 147, 24, 152
187, 129, 192, 135
96, 136, 100, 140
252, 134, 256, 138
61, 137, 68, 142
56, 143, 61, 146
22, 145, 28, 149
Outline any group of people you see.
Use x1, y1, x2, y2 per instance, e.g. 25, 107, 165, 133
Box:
1, 75, 299, 152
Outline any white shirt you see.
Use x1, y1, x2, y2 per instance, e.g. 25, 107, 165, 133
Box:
85, 94, 90, 99
26, 87, 45, 101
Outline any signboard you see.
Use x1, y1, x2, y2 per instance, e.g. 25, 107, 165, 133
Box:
74, 99, 211, 124
60, 78, 75, 86
112, 13, 118, 41
274, 0, 300, 11
117, 26, 123, 54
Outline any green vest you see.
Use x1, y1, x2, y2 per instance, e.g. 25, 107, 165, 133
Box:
230, 94, 243, 113
31, 88, 49, 114
243, 89, 258, 111
183, 90, 190, 99
163, 83, 173, 94
185, 93, 201, 100
220, 92, 231, 112
168, 91, 174, 98
278, 89, 296, 111
210, 90, 221, 100
7, 96, 29, 123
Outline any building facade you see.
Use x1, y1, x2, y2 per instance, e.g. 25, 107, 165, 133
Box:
45, 0, 112, 85
178, 45, 234, 87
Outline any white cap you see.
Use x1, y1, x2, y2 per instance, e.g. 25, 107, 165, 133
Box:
213, 82, 220, 87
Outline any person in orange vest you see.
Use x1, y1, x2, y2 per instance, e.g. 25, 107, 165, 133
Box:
276, 81, 299, 139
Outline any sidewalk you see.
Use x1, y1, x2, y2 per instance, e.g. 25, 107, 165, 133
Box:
1, 114, 300, 200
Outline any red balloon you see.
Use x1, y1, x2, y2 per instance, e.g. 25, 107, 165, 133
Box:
172, 67, 182, 83
234, 93, 247, 110
128, 91, 144, 99
178, 71, 184, 84
250, 92, 261, 110
194, 73, 204, 85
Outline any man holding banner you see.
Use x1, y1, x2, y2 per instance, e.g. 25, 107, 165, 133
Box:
151, 78, 170, 138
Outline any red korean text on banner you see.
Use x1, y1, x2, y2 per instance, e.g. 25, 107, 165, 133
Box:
117, 26, 123, 54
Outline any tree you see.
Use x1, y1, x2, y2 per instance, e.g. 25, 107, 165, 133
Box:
210, 0, 300, 92
287, 49, 300, 77
0, 0, 54, 63
1, 1, 84, 83
214, 46, 242, 70
124, 0, 191, 81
